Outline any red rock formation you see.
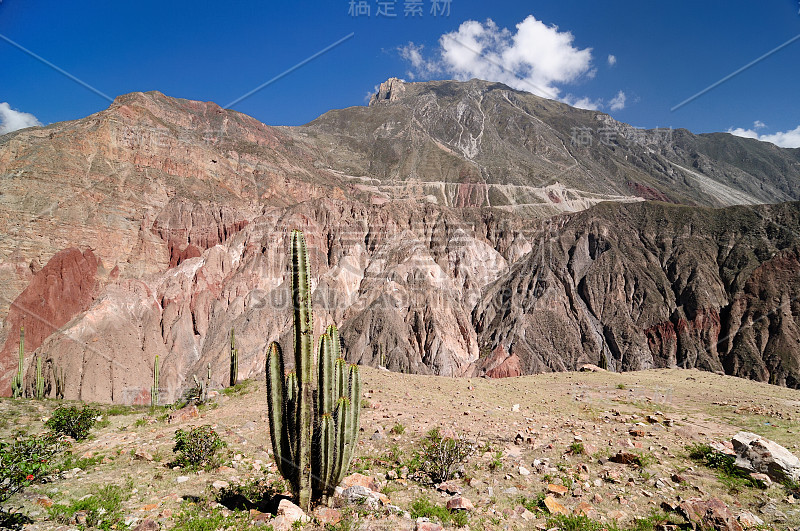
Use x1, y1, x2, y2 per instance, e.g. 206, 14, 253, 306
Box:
0, 248, 99, 395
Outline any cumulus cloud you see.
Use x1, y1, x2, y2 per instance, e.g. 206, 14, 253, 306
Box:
562, 94, 603, 111
608, 90, 626, 111
728, 123, 800, 148
0, 103, 42, 134
607, 54, 617, 66
400, 16, 594, 100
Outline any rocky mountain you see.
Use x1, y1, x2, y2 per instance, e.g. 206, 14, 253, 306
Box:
1, 78, 799, 402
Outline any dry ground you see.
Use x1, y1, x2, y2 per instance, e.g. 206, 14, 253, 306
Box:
2, 366, 800, 530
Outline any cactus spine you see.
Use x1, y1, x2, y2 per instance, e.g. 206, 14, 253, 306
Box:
151, 355, 160, 407
54, 365, 66, 400
35, 356, 45, 399
229, 328, 238, 387
11, 326, 24, 398
266, 230, 361, 512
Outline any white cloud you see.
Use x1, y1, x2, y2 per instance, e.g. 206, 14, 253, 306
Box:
753, 120, 766, 130
728, 124, 800, 148
607, 54, 617, 66
608, 90, 626, 111
401, 16, 593, 100
562, 94, 603, 111
0, 103, 42, 134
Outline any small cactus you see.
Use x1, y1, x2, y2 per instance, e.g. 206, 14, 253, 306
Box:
11, 326, 24, 398
151, 355, 160, 407
229, 328, 238, 387
35, 356, 45, 399
54, 365, 66, 400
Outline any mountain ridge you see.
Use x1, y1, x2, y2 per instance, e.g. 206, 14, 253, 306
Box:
2, 78, 800, 401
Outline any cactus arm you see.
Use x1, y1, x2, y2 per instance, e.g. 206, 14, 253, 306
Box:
335, 358, 346, 400
35, 357, 44, 399
318, 333, 335, 415
267, 342, 293, 482
230, 328, 238, 387
314, 413, 336, 495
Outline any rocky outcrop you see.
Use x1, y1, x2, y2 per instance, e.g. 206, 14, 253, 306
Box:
472, 201, 800, 388
732, 431, 800, 483
0, 248, 99, 395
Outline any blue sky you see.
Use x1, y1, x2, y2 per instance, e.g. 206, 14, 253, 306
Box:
1, 1, 799, 146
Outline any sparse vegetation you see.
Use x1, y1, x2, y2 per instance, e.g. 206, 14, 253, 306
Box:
48, 483, 131, 530
568, 442, 585, 455
687, 443, 764, 490
389, 422, 405, 435
45, 404, 100, 440
410, 497, 467, 526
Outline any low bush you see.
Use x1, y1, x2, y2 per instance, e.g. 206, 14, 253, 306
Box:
173, 425, 226, 470
0, 432, 65, 504
414, 428, 475, 484
45, 405, 100, 440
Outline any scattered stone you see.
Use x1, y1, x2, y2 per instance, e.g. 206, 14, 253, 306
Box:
314, 507, 342, 525
212, 480, 230, 490
547, 484, 569, 497
416, 521, 443, 531
277, 499, 310, 524
134, 448, 154, 461
732, 431, 800, 482
35, 496, 54, 508
678, 497, 743, 531
176, 476, 189, 483
167, 404, 199, 424
132, 519, 159, 531
341, 472, 379, 491
543, 495, 568, 515
736, 511, 764, 529
629, 428, 646, 438
593, 493, 603, 503
511, 404, 520, 412
518, 465, 530, 476
269, 515, 292, 531
749, 473, 771, 487
446, 496, 474, 511
609, 451, 639, 465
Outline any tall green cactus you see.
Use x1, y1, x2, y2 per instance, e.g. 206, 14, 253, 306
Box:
266, 230, 361, 512
229, 328, 238, 387
35, 356, 45, 399
11, 326, 24, 398
151, 355, 160, 407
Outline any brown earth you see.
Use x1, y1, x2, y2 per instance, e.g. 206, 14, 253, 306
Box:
2, 366, 799, 529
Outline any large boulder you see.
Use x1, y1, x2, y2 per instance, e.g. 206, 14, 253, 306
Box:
732, 431, 800, 483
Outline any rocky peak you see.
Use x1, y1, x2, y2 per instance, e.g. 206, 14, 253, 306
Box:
369, 77, 407, 105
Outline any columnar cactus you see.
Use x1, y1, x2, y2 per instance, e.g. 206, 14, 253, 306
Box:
11, 326, 24, 398
230, 328, 238, 387
54, 365, 66, 400
266, 230, 361, 512
35, 356, 45, 399
151, 355, 160, 407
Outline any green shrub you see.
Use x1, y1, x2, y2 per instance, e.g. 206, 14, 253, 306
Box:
45, 405, 100, 440
569, 442, 585, 455
173, 425, 226, 469
0, 433, 65, 504
415, 428, 475, 484
389, 423, 405, 435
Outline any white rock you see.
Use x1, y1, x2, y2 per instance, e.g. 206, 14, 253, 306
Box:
277, 499, 310, 524
518, 466, 530, 476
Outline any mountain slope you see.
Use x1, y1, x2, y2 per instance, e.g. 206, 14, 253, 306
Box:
2, 80, 800, 401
